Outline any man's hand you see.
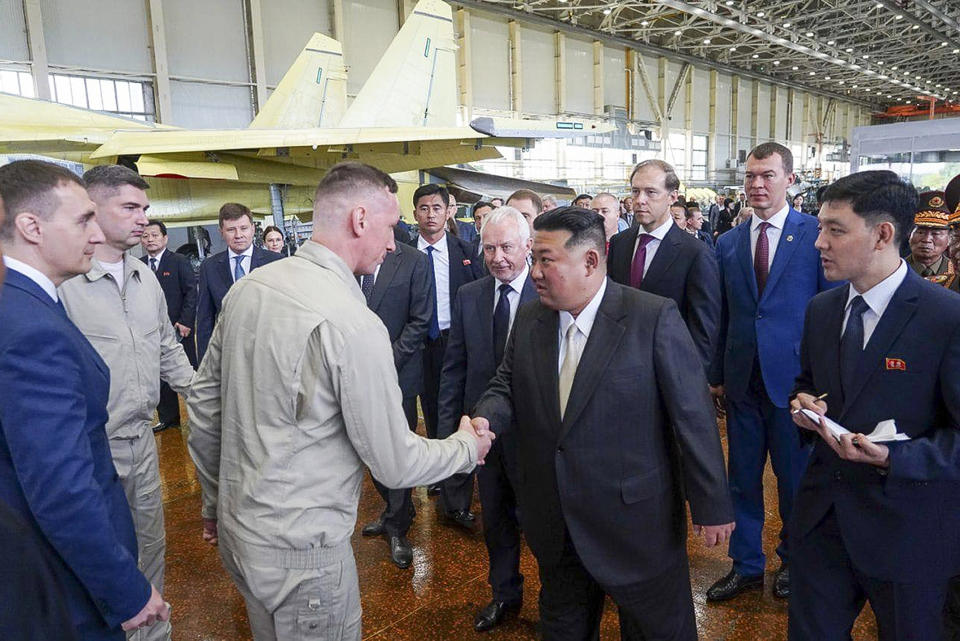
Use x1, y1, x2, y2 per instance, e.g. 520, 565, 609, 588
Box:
790, 393, 828, 432
457, 415, 495, 464
709, 385, 726, 417
825, 432, 890, 468
202, 517, 218, 545
121, 584, 170, 631
694, 522, 735, 547
174, 322, 191, 338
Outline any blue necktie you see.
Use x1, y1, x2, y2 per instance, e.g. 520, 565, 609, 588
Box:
493, 283, 512, 364
840, 295, 870, 396
149, 257, 157, 272
425, 246, 440, 340
359, 274, 374, 300
233, 255, 246, 281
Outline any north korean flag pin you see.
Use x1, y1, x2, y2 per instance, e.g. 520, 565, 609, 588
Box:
885, 357, 906, 371
463, 259, 472, 266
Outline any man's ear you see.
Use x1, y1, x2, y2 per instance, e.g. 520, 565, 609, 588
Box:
875, 220, 897, 250
14, 212, 42, 245
349, 206, 367, 237
584, 246, 600, 274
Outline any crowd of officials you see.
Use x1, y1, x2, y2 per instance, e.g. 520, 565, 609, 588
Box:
2, 141, 960, 641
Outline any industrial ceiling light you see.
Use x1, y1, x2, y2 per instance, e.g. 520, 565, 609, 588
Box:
805, 31, 814, 36
827, 40, 835, 45
730, 46, 737, 51
792, 65, 799, 70
895, 14, 903, 19
846, 47, 853, 52
825, 76, 831, 80
703, 38, 711, 43
912, 25, 919, 29
674, 30, 682, 35
862, 54, 870, 59
782, 22, 791, 28
809, 71, 816, 75
757, 11, 764, 17
752, 53, 760, 58
773, 60, 780, 65
641, 20, 649, 25
603, 8, 611, 14
954, 49, 960, 54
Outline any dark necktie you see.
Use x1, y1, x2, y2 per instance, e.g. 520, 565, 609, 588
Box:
840, 295, 870, 395
233, 255, 246, 281
425, 246, 440, 340
149, 257, 158, 272
359, 273, 374, 300
754, 221, 771, 296
493, 283, 512, 364
629, 233, 655, 288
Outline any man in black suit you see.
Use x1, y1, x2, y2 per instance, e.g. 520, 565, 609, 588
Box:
141, 219, 197, 432
469, 208, 734, 641
685, 203, 713, 244
608, 160, 720, 371
790, 170, 960, 640
408, 184, 483, 517
437, 206, 537, 632
358, 241, 433, 569
196, 202, 282, 361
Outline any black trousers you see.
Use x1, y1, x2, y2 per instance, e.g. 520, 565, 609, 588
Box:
156, 381, 181, 425
539, 534, 696, 641
945, 577, 960, 641
420, 331, 448, 440
370, 397, 419, 537
477, 439, 523, 604
789, 507, 947, 641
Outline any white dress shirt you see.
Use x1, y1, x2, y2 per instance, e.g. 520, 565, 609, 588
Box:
418, 233, 451, 330
633, 217, 674, 277
147, 248, 165, 271
558, 278, 608, 372
228, 245, 254, 283
2, 256, 59, 302
493, 264, 529, 335
750, 204, 790, 270
842, 259, 909, 348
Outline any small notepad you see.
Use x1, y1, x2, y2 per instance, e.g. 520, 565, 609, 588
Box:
799, 410, 911, 443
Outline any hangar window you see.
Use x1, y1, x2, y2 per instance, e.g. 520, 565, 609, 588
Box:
0, 70, 35, 98
691, 135, 708, 181
47, 74, 155, 122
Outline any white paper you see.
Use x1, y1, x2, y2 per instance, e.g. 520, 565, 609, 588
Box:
799, 410, 910, 443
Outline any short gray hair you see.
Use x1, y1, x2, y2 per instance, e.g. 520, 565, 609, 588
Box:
479, 206, 530, 244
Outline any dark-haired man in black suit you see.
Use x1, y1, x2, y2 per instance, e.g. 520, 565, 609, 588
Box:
470, 207, 733, 641
141, 219, 197, 431
358, 240, 434, 569
196, 202, 282, 361
437, 206, 537, 631
608, 160, 720, 370
407, 183, 483, 519
790, 170, 960, 640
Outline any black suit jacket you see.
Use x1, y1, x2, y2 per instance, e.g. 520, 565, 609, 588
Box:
791, 268, 960, 582
474, 280, 733, 586
366, 243, 433, 398
196, 247, 282, 360
407, 233, 484, 322
436, 273, 537, 438
608, 223, 721, 370
140, 250, 197, 327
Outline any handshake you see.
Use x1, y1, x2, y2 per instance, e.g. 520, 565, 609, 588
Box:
457, 415, 496, 464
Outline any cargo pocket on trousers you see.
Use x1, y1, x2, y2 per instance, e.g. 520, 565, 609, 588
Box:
297, 599, 335, 641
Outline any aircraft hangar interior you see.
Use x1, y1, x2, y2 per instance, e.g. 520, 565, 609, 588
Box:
1, 0, 960, 640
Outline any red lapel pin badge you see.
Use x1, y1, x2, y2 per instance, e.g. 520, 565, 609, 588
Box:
885, 357, 906, 371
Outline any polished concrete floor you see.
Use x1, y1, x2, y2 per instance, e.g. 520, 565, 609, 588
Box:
157, 410, 878, 640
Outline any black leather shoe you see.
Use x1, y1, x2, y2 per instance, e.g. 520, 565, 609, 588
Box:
442, 510, 476, 531
361, 518, 385, 537
426, 484, 441, 496
389, 535, 413, 569
773, 565, 790, 599
705, 569, 764, 602
474, 600, 521, 632
151, 420, 179, 434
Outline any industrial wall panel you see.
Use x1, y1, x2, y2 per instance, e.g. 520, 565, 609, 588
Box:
0, 0, 28, 61
342, 0, 398, 95
469, 14, 509, 111
737, 79, 751, 138
564, 36, 592, 114
262, 0, 333, 86
169, 80, 253, 128
603, 46, 625, 109
690, 66, 709, 131
633, 53, 658, 123
757, 83, 770, 139
715, 72, 731, 135
521, 25, 555, 115
792, 91, 804, 142
165, 0, 249, 82
40, 0, 152, 73
662, 58, 680, 125
775, 86, 788, 141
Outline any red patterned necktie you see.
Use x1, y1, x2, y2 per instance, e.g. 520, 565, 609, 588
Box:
629, 234, 656, 288
754, 221, 771, 295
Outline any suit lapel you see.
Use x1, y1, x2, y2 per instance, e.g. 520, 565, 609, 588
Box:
519, 274, 537, 304
218, 252, 232, 288
557, 283, 627, 442
369, 250, 401, 310
477, 277, 496, 354
821, 289, 847, 410
762, 209, 804, 298
734, 223, 758, 303
841, 273, 920, 414
641, 224, 682, 290
611, 227, 638, 283
446, 235, 461, 310
534, 306, 562, 433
